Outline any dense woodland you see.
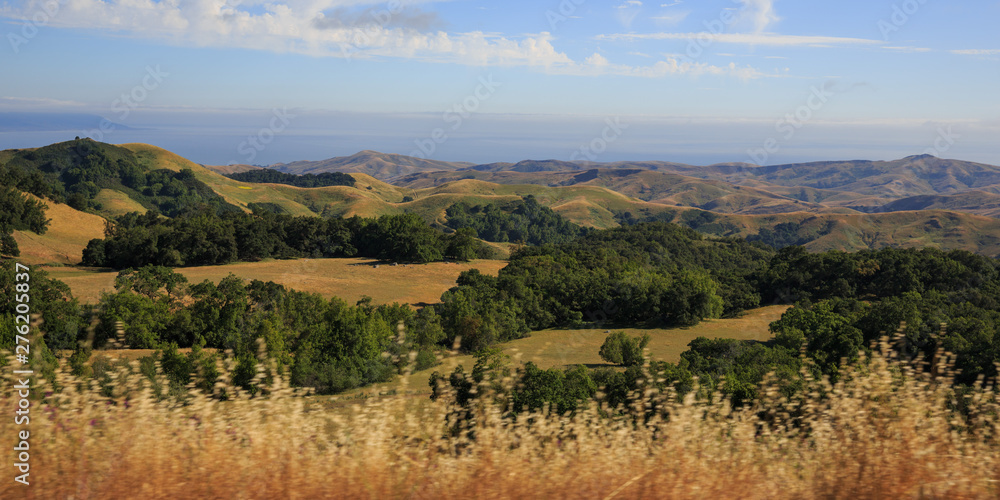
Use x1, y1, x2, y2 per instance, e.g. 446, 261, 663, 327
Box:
225, 169, 356, 188
445, 195, 589, 245
81, 210, 497, 268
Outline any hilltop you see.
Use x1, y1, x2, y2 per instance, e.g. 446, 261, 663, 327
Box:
271, 150, 473, 180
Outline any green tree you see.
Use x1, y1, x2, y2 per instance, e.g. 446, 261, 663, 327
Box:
599, 331, 651, 367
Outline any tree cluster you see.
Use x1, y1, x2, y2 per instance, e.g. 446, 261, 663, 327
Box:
81, 266, 445, 394
225, 169, 356, 188
445, 195, 588, 246
430, 222, 770, 355
0, 187, 49, 257
82, 210, 498, 268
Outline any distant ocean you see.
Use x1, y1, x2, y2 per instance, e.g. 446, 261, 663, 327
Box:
1, 110, 996, 167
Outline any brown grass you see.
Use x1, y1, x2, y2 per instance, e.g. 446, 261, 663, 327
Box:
1, 338, 997, 499
44, 258, 508, 305
12, 194, 106, 265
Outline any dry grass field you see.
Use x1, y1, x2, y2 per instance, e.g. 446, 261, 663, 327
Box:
2, 338, 997, 499
43, 258, 508, 305
12, 195, 106, 265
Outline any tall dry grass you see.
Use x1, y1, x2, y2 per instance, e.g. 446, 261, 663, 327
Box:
1, 337, 998, 499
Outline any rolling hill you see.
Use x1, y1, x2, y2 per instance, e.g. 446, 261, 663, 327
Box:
396, 168, 848, 215
271, 150, 473, 180
7, 140, 1000, 263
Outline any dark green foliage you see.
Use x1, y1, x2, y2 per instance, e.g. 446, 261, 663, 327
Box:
0, 186, 50, 257
79, 265, 425, 394
82, 210, 495, 268
248, 202, 287, 215
431, 348, 596, 415
747, 222, 815, 249
0, 261, 80, 352
598, 331, 650, 366
436, 269, 532, 352
226, 169, 356, 188
680, 337, 802, 403
511, 363, 597, 415
445, 195, 588, 246
433, 223, 768, 351
1, 139, 238, 216
614, 208, 677, 226
618, 208, 738, 236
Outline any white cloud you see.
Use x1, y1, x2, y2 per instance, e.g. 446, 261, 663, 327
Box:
883, 46, 931, 53
651, 10, 689, 26
659, 1, 682, 6
952, 49, 1000, 56
617, 1, 643, 8
596, 32, 882, 47
1, 0, 574, 67
561, 53, 765, 80
0, 0, 770, 81
585, 53, 610, 66
0, 96, 87, 109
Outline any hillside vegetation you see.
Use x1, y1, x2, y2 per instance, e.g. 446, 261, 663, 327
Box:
7, 140, 1000, 263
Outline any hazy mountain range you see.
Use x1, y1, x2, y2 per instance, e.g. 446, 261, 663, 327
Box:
217, 151, 1000, 219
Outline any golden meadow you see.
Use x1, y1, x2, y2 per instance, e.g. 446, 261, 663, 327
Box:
1, 333, 998, 500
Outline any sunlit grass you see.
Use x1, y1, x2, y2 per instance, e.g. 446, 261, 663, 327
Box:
2, 335, 997, 499
44, 258, 508, 305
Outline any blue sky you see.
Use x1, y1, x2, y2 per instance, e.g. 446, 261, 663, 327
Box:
1, 0, 998, 165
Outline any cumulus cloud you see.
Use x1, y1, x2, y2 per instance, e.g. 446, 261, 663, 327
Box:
0, 0, 575, 67
0, 0, 769, 80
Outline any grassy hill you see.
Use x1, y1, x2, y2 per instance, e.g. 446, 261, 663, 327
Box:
11, 193, 105, 265
872, 191, 1000, 218
123, 144, 652, 228
397, 168, 849, 215
272, 150, 473, 180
